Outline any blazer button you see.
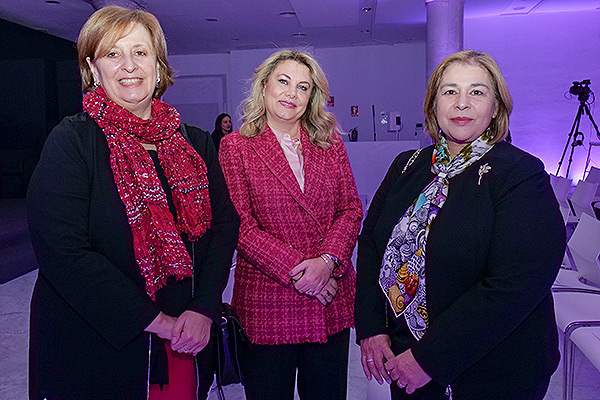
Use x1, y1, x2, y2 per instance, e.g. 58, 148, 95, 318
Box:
318, 238, 324, 244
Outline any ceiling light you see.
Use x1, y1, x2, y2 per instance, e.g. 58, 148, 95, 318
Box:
279, 12, 296, 18
361, 29, 370, 33
206, 18, 218, 22
292, 33, 307, 38
46, 0, 60, 4
361, 7, 372, 12
84, 0, 148, 11
501, 0, 544, 15
231, 37, 240, 41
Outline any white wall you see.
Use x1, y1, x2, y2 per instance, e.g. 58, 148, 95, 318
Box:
315, 44, 427, 144
166, 9, 600, 180
166, 53, 231, 131
167, 44, 428, 145
465, 11, 600, 181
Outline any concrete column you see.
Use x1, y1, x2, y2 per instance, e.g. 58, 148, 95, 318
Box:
425, 0, 464, 79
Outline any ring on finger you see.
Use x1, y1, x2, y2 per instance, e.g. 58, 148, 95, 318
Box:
307, 290, 314, 295
366, 358, 374, 362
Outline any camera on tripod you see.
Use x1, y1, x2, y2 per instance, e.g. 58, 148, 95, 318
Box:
558, 79, 600, 177
569, 79, 591, 102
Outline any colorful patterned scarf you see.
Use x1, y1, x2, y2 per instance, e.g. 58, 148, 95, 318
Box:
83, 87, 212, 300
379, 134, 493, 339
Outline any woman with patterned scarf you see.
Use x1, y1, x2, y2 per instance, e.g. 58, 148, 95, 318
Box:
355, 51, 565, 400
27, 6, 239, 400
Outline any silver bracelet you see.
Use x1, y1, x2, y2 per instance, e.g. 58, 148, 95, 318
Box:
319, 254, 333, 277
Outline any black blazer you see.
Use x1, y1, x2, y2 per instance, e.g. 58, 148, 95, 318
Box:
27, 113, 239, 400
355, 142, 565, 398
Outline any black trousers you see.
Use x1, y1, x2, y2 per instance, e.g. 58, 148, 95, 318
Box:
241, 328, 350, 400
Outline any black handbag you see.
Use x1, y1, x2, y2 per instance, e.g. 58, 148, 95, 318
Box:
215, 303, 249, 399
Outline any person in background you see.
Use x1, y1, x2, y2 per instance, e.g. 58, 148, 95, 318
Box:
219, 49, 363, 400
211, 112, 232, 152
355, 50, 565, 400
27, 6, 239, 400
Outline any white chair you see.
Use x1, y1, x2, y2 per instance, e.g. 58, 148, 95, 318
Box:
550, 174, 572, 223
568, 180, 598, 221
552, 291, 600, 400
551, 174, 574, 202
554, 213, 600, 288
552, 213, 600, 399
585, 166, 600, 185
569, 324, 600, 400
550, 174, 574, 223
570, 325, 600, 372
585, 166, 600, 216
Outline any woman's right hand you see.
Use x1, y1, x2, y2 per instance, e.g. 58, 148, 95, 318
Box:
145, 311, 177, 340
289, 257, 331, 295
360, 334, 395, 385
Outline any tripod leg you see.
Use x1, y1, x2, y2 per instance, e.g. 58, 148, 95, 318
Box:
557, 103, 584, 176
583, 103, 600, 139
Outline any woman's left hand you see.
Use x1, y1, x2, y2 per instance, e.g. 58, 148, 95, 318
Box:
170, 310, 213, 356
289, 257, 331, 295
315, 277, 339, 306
385, 349, 431, 394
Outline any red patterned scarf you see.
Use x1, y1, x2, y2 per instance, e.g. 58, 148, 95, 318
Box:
83, 87, 212, 300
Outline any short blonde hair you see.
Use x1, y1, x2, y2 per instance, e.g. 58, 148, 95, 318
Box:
239, 49, 339, 149
423, 50, 513, 145
77, 5, 174, 97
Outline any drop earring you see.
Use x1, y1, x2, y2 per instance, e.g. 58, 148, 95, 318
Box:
156, 76, 160, 88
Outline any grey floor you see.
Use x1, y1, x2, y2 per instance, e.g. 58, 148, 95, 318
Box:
2, 270, 600, 400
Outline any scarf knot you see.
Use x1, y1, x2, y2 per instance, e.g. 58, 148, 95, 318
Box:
83, 87, 212, 300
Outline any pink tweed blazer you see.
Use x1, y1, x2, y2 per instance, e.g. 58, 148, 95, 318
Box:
219, 126, 363, 345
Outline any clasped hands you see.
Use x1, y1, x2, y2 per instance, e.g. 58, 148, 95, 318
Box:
289, 256, 338, 306
145, 310, 212, 356
360, 334, 431, 393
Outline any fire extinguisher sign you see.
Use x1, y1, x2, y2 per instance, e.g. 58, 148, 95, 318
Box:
351, 105, 359, 117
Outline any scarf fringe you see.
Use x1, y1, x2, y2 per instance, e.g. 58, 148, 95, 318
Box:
83, 87, 211, 299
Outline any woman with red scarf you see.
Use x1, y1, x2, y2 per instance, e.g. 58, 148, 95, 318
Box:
27, 6, 239, 400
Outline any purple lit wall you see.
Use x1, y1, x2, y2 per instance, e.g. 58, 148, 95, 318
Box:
170, 44, 429, 145
465, 11, 600, 181
167, 10, 600, 181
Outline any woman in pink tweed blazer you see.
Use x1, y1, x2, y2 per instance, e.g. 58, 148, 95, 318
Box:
219, 50, 363, 400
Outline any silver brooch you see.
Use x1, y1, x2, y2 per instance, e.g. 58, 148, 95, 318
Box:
478, 163, 491, 185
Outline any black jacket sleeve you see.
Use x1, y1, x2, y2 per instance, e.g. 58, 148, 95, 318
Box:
27, 117, 161, 351
184, 125, 240, 321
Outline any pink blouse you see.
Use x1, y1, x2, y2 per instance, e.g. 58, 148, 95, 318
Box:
271, 127, 305, 192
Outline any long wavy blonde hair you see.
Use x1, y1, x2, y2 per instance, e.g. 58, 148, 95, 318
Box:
239, 50, 339, 149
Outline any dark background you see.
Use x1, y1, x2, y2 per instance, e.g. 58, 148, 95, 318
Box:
0, 18, 81, 198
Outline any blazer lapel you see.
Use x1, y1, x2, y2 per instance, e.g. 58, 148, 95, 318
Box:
249, 126, 326, 233
249, 126, 313, 209
301, 131, 326, 205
